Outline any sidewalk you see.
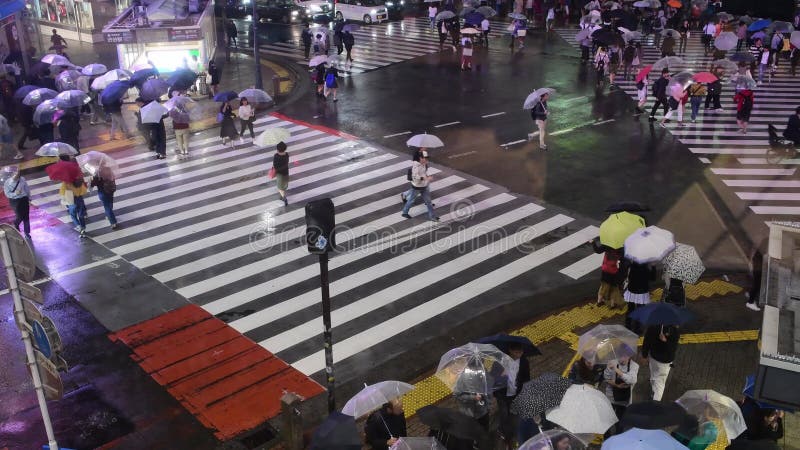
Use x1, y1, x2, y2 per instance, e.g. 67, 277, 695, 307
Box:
1, 34, 299, 172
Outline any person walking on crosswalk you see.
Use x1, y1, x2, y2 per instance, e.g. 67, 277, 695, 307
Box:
343, 31, 355, 71
401, 149, 438, 221
734, 88, 754, 135
3, 166, 31, 239
90, 173, 118, 230
301, 23, 313, 59
272, 141, 290, 206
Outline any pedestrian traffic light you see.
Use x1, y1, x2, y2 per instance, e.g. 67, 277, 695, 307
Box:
305, 198, 336, 254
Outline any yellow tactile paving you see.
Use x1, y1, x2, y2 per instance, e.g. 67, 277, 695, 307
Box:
404, 278, 751, 418
260, 60, 295, 94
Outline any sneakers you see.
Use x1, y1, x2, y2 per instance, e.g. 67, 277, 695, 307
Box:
527, 133, 535, 140
79, 228, 86, 237
746, 302, 761, 311
283, 197, 288, 206
401, 213, 411, 219
648, 116, 656, 121
13, 152, 24, 160
430, 216, 440, 222
539, 144, 547, 150
659, 122, 667, 128
110, 223, 118, 230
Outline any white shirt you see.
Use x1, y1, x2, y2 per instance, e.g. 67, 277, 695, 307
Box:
546, 8, 555, 20
481, 18, 490, 31
238, 104, 254, 120
506, 358, 520, 396
410, 161, 429, 188
704, 23, 716, 35
428, 6, 437, 17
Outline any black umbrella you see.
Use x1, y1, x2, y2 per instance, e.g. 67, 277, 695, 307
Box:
166, 69, 197, 91
629, 302, 695, 326
605, 201, 650, 213
130, 68, 158, 87
475, 334, 541, 356
416, 406, 487, 442
30, 61, 51, 76
510, 372, 571, 418
13, 85, 39, 101
620, 400, 692, 430
726, 440, 779, 450
592, 27, 625, 47
308, 411, 361, 450
729, 51, 755, 63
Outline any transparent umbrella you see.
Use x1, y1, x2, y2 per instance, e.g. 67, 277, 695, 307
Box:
714, 31, 738, 51
56, 69, 81, 91
519, 429, 587, 450
624, 226, 676, 264
33, 99, 60, 126
23, 88, 58, 106
35, 142, 78, 157
390, 437, 445, 450
140, 101, 168, 124
239, 88, 273, 103
164, 95, 196, 111
601, 428, 687, 449
435, 343, 512, 395
81, 63, 108, 76
341, 381, 414, 418
406, 133, 444, 148
54, 90, 90, 109
546, 384, 618, 434
523, 88, 555, 110
255, 127, 292, 147
792, 31, 800, 48
75, 151, 120, 179
676, 390, 747, 442
40, 54, 72, 67
652, 56, 684, 71
577, 324, 639, 365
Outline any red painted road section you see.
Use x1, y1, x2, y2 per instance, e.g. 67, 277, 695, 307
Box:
109, 304, 325, 441
271, 112, 359, 140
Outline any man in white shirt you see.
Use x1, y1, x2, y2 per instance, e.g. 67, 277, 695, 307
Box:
481, 17, 490, 46
702, 20, 716, 56
428, 4, 437, 29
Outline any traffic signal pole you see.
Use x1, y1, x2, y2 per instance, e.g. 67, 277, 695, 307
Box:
252, 0, 263, 89
318, 253, 335, 413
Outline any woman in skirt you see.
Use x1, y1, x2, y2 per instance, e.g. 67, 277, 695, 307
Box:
273, 141, 290, 205
622, 260, 655, 334
219, 100, 239, 145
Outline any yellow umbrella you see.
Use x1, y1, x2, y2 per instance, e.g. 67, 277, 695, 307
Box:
599, 212, 645, 249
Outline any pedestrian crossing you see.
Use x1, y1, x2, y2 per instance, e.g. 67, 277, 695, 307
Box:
554, 27, 800, 219
26, 114, 602, 378
259, 16, 512, 76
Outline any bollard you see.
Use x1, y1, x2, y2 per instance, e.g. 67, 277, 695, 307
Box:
272, 75, 281, 104
280, 390, 304, 450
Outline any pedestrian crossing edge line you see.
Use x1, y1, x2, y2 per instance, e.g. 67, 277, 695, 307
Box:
270, 112, 359, 140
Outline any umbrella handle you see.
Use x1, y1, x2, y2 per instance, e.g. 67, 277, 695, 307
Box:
379, 412, 394, 439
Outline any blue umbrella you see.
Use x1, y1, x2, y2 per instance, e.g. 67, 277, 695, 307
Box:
742, 375, 796, 412
23, 88, 58, 106
140, 78, 169, 102
213, 90, 238, 102
13, 85, 39, 101
309, 411, 361, 450
748, 19, 772, 31
130, 68, 158, 86
629, 302, 694, 326
100, 80, 132, 105
475, 334, 541, 356
464, 11, 484, 25
166, 69, 197, 91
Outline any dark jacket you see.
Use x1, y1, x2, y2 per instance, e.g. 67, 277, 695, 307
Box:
301, 28, 313, 45
653, 76, 669, 99
365, 409, 406, 450
531, 101, 548, 121
343, 32, 355, 49
641, 325, 680, 363
496, 356, 530, 399
624, 262, 655, 294
784, 114, 800, 143
273, 152, 289, 176
58, 111, 81, 149
568, 360, 604, 386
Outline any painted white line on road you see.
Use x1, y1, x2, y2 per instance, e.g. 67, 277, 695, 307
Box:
0, 256, 125, 295
710, 168, 796, 176
481, 112, 506, 118
559, 252, 602, 280
563, 95, 589, 103
724, 179, 800, 188
448, 151, 477, 159
593, 119, 615, 126
738, 158, 800, 165
689, 147, 767, 155
698, 157, 711, 164
751, 206, 800, 215
737, 192, 800, 201
434, 121, 461, 128
501, 139, 527, 147
383, 131, 412, 138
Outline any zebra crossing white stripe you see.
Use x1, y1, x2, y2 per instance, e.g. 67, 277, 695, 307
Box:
559, 252, 603, 280
291, 224, 599, 375
751, 206, 800, 215
261, 209, 566, 352
154, 175, 467, 283
178, 182, 488, 299
737, 158, 800, 165
724, 179, 800, 188
737, 192, 800, 201
711, 168, 796, 176
233, 200, 542, 335
124, 162, 431, 260
202, 192, 518, 315
689, 147, 767, 155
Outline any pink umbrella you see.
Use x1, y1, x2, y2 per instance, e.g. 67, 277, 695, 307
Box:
635, 65, 653, 83
692, 71, 718, 83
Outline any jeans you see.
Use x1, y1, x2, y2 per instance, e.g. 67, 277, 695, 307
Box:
98, 190, 117, 225
430, 16, 435, 28
110, 112, 129, 137
649, 357, 672, 401
68, 195, 87, 229
758, 63, 768, 82
690, 96, 702, 120
402, 186, 436, 220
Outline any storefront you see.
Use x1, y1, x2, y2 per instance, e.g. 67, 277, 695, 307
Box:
103, 0, 216, 73
24, 0, 130, 42
0, 0, 29, 69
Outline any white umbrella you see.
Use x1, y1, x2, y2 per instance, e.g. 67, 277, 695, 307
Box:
342, 381, 414, 418
546, 384, 618, 434
791, 31, 800, 48
81, 63, 108, 76
35, 142, 78, 157
91, 69, 132, 90
390, 437, 446, 450
601, 428, 688, 449
255, 127, 291, 147
40, 54, 73, 67
309, 55, 328, 67
676, 390, 747, 442
406, 133, 444, 148
130, 62, 153, 71
140, 101, 168, 124
523, 88, 555, 110
460, 28, 481, 35
663, 243, 705, 284
624, 226, 676, 264
75, 151, 120, 179
239, 88, 273, 103
164, 95, 196, 111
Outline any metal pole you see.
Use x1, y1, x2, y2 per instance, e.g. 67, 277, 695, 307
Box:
252, 0, 262, 89
15, 12, 31, 76
0, 231, 59, 450
318, 253, 335, 413
71, 0, 82, 44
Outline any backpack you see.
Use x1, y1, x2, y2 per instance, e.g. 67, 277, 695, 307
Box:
601, 252, 619, 275
325, 72, 335, 88
101, 178, 116, 194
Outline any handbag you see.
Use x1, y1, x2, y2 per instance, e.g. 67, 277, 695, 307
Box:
268, 167, 277, 179
60, 189, 75, 206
